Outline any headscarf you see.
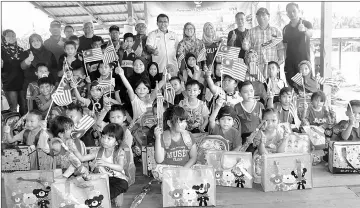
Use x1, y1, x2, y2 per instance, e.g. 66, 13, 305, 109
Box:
28, 33, 53, 68
177, 22, 206, 63
202, 22, 220, 46
129, 57, 150, 88
148, 62, 162, 89
1, 29, 24, 61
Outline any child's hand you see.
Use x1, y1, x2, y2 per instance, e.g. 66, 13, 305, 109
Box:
154, 126, 163, 139
95, 158, 108, 167
199, 125, 206, 133
216, 98, 225, 107
259, 131, 266, 144
29, 145, 36, 152
267, 90, 274, 99
204, 67, 212, 77
115, 66, 124, 76
187, 69, 193, 78
70, 81, 77, 89
3, 125, 10, 134
85, 76, 91, 83
26, 51, 34, 62
349, 113, 356, 126
194, 65, 200, 72
103, 96, 111, 104
40, 120, 47, 130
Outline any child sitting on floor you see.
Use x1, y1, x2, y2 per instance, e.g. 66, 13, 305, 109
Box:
179, 79, 210, 133
209, 98, 242, 151
332, 100, 360, 141
303, 91, 333, 127
73, 123, 135, 206
3, 110, 49, 170
293, 60, 319, 95
154, 106, 198, 167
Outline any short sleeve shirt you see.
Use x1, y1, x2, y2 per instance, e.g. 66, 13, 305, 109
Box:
306, 106, 329, 126
209, 124, 242, 150
227, 29, 248, 59
333, 120, 360, 141
179, 98, 210, 131
283, 19, 313, 63
131, 95, 152, 121
234, 101, 264, 134
160, 131, 195, 166
274, 102, 295, 124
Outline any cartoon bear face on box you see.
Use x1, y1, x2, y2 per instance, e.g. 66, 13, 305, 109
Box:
85, 195, 104, 208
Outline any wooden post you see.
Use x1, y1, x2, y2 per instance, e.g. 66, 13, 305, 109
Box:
127, 2, 134, 20
144, 2, 148, 26
320, 2, 332, 98
338, 38, 342, 71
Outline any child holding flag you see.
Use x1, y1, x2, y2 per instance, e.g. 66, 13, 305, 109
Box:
34, 77, 56, 118
265, 61, 286, 104
291, 60, 319, 95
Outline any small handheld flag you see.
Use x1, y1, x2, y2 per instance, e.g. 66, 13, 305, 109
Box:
83, 48, 103, 63
261, 37, 283, 50
291, 73, 304, 86
220, 57, 247, 81
51, 76, 73, 106
70, 115, 95, 140
217, 43, 240, 60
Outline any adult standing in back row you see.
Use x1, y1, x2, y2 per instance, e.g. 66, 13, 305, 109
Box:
77, 21, 102, 52
227, 12, 248, 60
146, 14, 179, 76
283, 2, 313, 88
44, 20, 67, 65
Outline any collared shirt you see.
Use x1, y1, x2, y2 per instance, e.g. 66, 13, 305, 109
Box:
227, 28, 248, 59
146, 29, 179, 73
44, 35, 67, 65
243, 25, 284, 66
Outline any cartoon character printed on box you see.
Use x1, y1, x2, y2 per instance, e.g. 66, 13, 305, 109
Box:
22, 193, 38, 208
33, 186, 51, 208
291, 168, 307, 189
85, 195, 104, 208
231, 167, 246, 188
192, 183, 210, 206
11, 192, 24, 208
214, 170, 223, 185
221, 170, 235, 186
182, 188, 197, 206
169, 188, 184, 206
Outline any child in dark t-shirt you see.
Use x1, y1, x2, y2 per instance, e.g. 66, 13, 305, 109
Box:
119, 33, 136, 78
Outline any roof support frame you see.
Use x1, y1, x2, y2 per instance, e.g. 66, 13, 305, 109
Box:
55, 11, 144, 18
41, 2, 143, 9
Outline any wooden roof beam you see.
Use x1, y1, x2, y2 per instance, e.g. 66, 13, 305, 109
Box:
41, 2, 143, 9
29, 2, 82, 35
76, 1, 106, 28
55, 11, 144, 18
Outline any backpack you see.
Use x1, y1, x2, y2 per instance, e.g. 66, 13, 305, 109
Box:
140, 109, 157, 129
1, 110, 22, 139
196, 135, 230, 165
95, 144, 136, 186
162, 131, 193, 150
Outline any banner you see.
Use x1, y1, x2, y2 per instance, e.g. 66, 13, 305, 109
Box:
145, 2, 253, 38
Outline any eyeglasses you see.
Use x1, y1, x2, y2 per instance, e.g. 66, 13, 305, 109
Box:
185, 28, 194, 31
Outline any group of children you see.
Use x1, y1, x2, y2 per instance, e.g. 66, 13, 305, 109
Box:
3, 30, 360, 206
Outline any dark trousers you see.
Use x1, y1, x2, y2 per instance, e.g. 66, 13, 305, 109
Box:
109, 177, 129, 200
4, 90, 27, 116
241, 132, 256, 153
284, 59, 299, 89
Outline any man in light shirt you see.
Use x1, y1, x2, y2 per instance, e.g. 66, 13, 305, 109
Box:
146, 14, 179, 76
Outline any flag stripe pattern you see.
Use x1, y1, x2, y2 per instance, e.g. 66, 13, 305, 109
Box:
52, 77, 72, 106
261, 37, 283, 50
324, 78, 341, 87
197, 47, 207, 62
177, 53, 185, 68
71, 115, 95, 139
249, 66, 266, 83
316, 76, 325, 85
217, 43, 240, 60
220, 57, 247, 81
291, 73, 304, 86
164, 83, 175, 105
103, 42, 117, 65
83, 48, 103, 63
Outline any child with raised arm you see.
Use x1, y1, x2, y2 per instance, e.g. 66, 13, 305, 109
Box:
209, 98, 242, 151
179, 80, 210, 133
3, 110, 50, 169
154, 106, 197, 168
334, 100, 360, 141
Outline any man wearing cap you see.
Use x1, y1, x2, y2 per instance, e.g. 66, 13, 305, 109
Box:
78, 21, 102, 52
133, 20, 151, 68
242, 7, 284, 77
44, 20, 67, 64
146, 13, 178, 75
109, 25, 122, 52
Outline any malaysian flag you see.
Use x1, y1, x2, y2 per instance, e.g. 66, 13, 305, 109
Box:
97, 73, 115, 95
164, 83, 175, 105
134, 41, 143, 57
83, 48, 103, 63
70, 115, 95, 140
51, 76, 72, 106
103, 42, 117, 64
177, 53, 185, 68
261, 37, 283, 50
249, 62, 265, 83
316, 74, 341, 87
220, 57, 247, 81
291, 73, 304, 86
63, 59, 78, 86
197, 47, 207, 62
217, 43, 240, 60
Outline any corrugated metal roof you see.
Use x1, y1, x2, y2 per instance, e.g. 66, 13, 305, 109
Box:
31, 1, 145, 35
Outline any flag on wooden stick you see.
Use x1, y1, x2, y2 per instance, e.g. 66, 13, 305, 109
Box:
83, 48, 103, 63
217, 43, 240, 60
177, 53, 185, 68
52, 76, 72, 106
291, 73, 304, 86
70, 115, 95, 140
197, 47, 207, 62
103, 42, 117, 65
220, 57, 247, 81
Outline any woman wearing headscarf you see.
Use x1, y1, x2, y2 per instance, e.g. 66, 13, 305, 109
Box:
177, 22, 206, 76
202, 22, 222, 68
21, 33, 58, 98
1, 29, 27, 115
